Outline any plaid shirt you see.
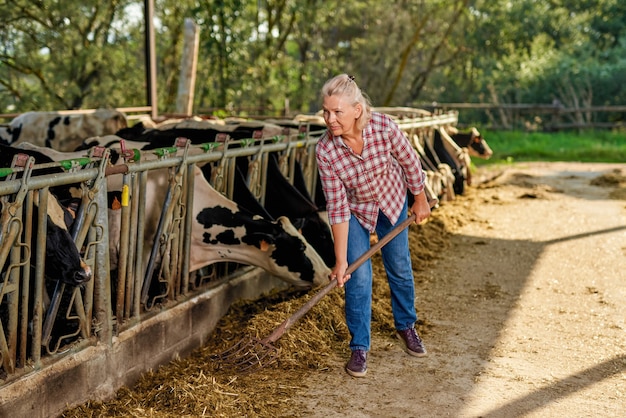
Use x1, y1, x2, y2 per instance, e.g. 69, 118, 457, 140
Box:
316, 111, 425, 232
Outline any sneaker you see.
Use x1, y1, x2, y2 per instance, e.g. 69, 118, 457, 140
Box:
397, 328, 427, 357
345, 349, 367, 377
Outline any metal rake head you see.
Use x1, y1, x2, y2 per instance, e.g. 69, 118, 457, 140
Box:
211, 336, 280, 374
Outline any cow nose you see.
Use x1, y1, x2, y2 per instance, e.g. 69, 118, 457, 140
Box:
73, 266, 92, 285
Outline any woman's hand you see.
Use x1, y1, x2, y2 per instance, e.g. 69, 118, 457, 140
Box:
410, 191, 434, 224
330, 222, 351, 287
330, 261, 350, 288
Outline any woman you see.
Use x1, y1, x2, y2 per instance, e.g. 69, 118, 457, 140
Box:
315, 74, 432, 377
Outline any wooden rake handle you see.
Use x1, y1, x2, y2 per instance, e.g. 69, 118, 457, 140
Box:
262, 198, 436, 345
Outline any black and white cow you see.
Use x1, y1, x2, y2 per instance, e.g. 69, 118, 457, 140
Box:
1, 109, 127, 152
447, 126, 493, 159
1, 145, 97, 357
408, 132, 456, 203
220, 152, 336, 268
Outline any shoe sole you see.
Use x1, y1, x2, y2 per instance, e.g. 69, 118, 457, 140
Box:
397, 334, 428, 357
345, 366, 367, 377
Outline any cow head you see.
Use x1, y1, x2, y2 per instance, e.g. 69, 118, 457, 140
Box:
468, 127, 493, 159
34, 191, 92, 286
449, 127, 493, 159
261, 216, 331, 287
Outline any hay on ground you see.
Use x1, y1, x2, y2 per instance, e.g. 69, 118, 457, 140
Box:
61, 199, 458, 418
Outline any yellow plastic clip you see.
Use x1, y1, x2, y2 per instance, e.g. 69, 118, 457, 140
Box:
121, 184, 130, 206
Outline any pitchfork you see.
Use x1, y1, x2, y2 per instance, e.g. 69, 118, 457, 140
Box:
212, 199, 436, 374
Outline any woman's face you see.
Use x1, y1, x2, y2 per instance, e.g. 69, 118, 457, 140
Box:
322, 94, 361, 138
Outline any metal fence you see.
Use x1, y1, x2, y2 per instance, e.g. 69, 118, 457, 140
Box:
0, 110, 457, 388
422, 103, 626, 131
0, 123, 325, 384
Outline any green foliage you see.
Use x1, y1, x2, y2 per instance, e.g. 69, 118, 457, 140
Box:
1, 0, 626, 118
435, 0, 626, 126
473, 129, 626, 166
0, 0, 145, 111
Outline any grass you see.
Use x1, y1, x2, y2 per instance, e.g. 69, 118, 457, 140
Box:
472, 129, 626, 167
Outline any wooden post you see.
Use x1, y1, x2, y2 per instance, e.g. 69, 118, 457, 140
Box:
176, 18, 200, 116
144, 0, 158, 120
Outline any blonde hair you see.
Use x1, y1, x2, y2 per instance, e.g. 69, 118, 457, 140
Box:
321, 74, 372, 131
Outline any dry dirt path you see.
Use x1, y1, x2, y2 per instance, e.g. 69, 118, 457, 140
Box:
293, 162, 626, 418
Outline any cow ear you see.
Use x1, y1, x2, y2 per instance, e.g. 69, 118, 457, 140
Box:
276, 216, 292, 229
276, 215, 301, 236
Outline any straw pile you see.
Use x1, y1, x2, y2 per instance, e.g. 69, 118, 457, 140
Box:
61, 196, 468, 418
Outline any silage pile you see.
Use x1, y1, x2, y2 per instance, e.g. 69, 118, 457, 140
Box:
61, 196, 472, 418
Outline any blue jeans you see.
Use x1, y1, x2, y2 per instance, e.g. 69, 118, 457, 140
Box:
344, 200, 417, 352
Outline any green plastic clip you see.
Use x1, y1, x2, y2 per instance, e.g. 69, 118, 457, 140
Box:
153, 147, 178, 157
58, 157, 92, 171
0, 167, 15, 178
200, 142, 220, 152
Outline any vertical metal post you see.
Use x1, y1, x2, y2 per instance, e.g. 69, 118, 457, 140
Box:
31, 190, 48, 365
116, 174, 132, 323
181, 163, 194, 295
124, 174, 138, 320
133, 170, 148, 318
82, 222, 96, 334
18, 196, 32, 368
122, 174, 136, 320
93, 181, 113, 344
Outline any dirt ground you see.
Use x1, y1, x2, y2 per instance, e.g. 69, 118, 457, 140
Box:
63, 161, 626, 418
294, 162, 626, 418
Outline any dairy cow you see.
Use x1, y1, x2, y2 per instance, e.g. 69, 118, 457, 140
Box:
1, 109, 127, 152
447, 126, 493, 159
409, 134, 456, 202
1, 145, 96, 359
435, 127, 473, 187
420, 129, 467, 195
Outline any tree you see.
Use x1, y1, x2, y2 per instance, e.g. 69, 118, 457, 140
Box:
0, 0, 145, 111
307, 0, 470, 107
2, 0, 626, 122
429, 0, 626, 127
